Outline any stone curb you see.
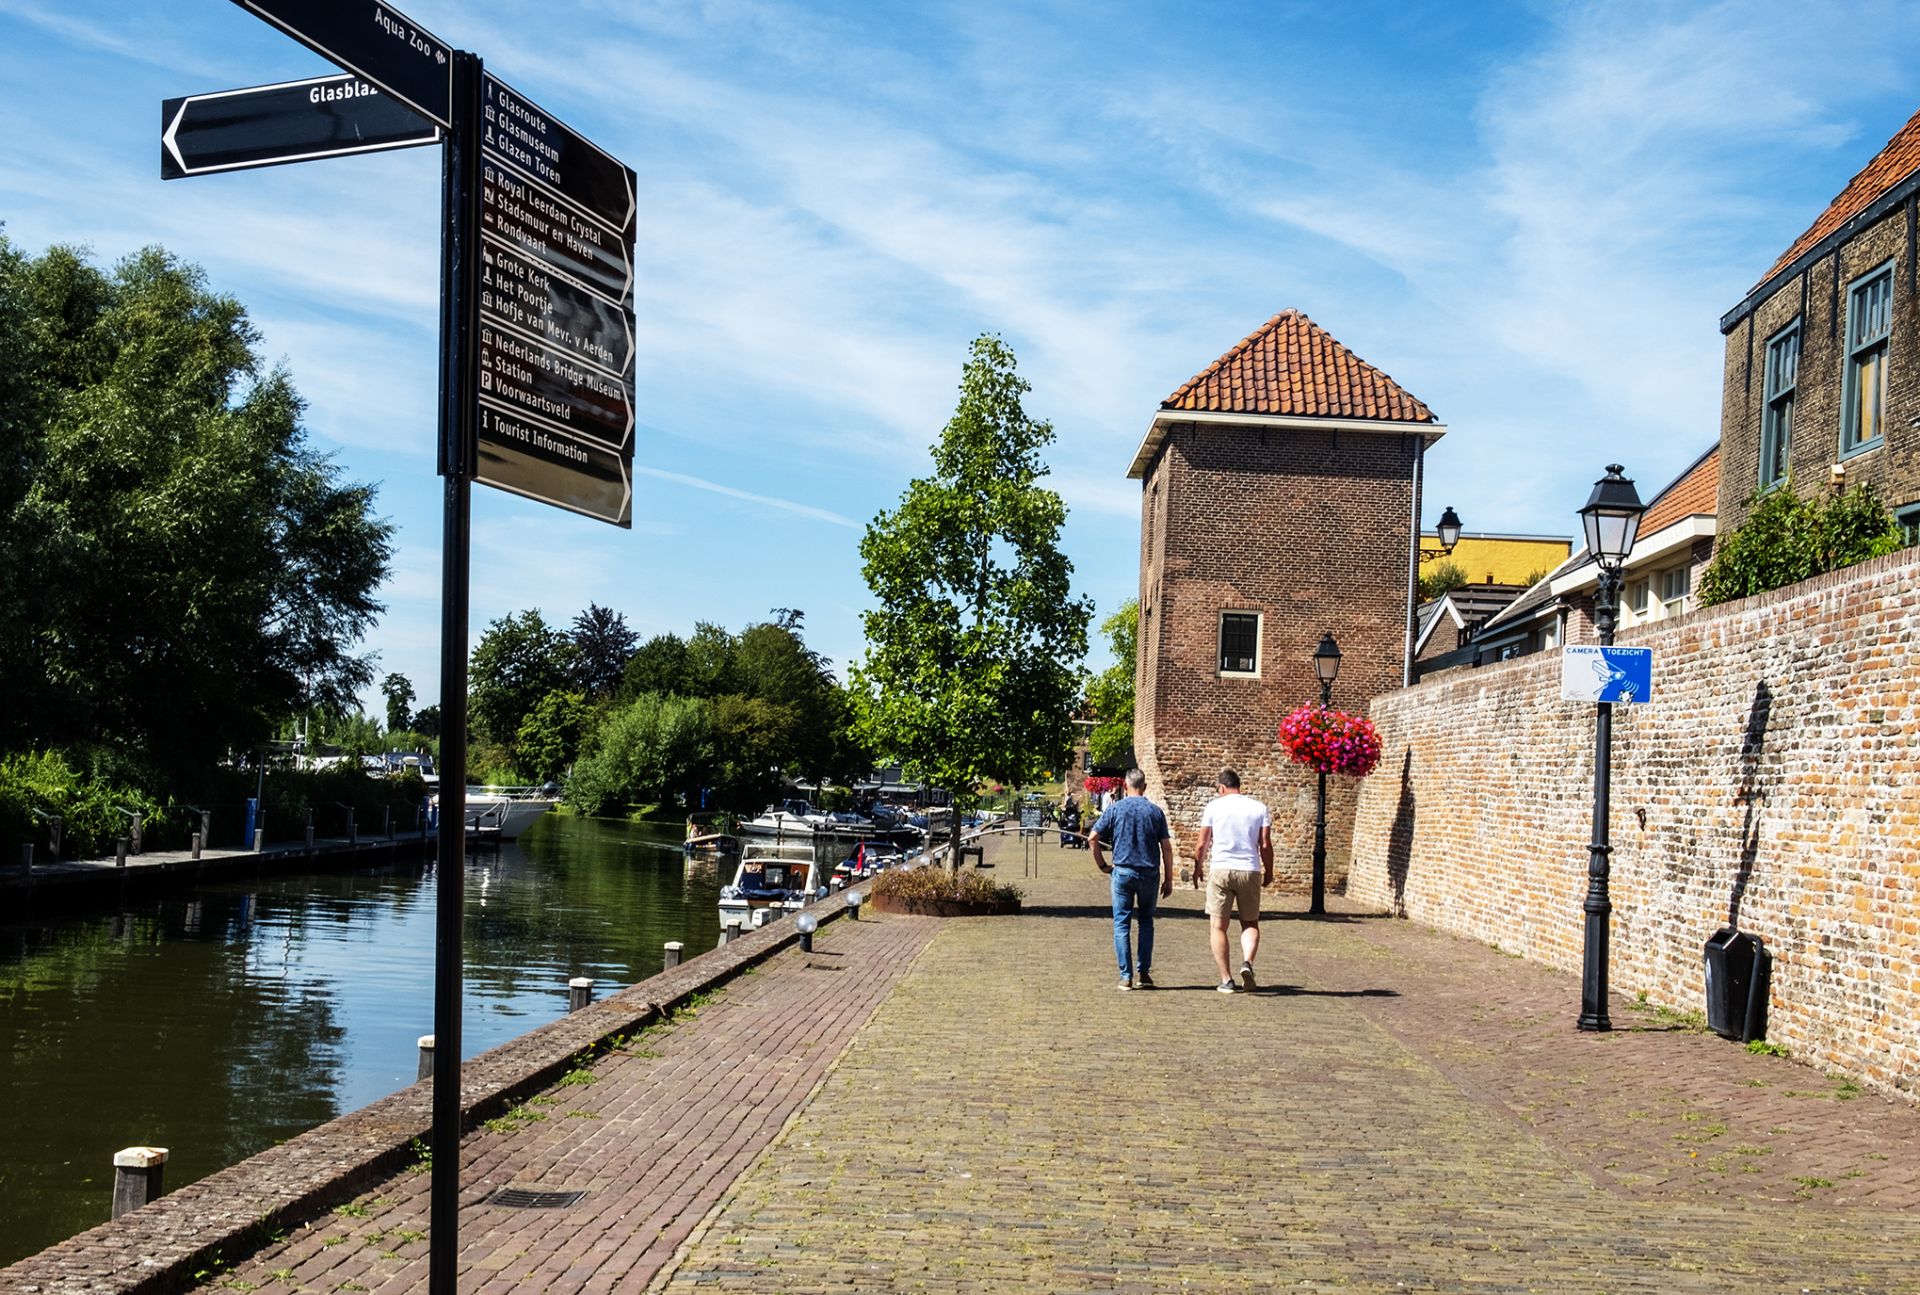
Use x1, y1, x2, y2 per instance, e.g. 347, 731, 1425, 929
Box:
0, 890, 858, 1295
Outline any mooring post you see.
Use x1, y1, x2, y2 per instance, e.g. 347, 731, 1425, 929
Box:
305, 808, 314, 848
110, 1147, 167, 1219
385, 807, 393, 840
567, 977, 594, 1013
417, 1034, 435, 1082
721, 919, 742, 946
20, 843, 32, 877
663, 940, 683, 969
191, 831, 202, 861
131, 814, 142, 856
253, 827, 265, 853
116, 838, 129, 868
201, 810, 211, 853
347, 808, 357, 846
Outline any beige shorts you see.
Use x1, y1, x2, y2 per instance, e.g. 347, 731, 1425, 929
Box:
1204, 868, 1262, 923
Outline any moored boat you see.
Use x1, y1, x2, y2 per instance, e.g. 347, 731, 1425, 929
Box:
718, 842, 822, 931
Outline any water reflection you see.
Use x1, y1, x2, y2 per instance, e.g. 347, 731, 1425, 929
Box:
0, 816, 722, 1266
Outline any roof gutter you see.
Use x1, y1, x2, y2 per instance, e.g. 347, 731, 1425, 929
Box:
1127, 409, 1447, 480
1720, 167, 1920, 335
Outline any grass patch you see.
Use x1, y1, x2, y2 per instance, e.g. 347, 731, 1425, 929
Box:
559, 1067, 597, 1087
331, 1202, 371, 1219
1745, 1039, 1790, 1057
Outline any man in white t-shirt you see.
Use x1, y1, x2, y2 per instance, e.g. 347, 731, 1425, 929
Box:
1192, 769, 1273, 993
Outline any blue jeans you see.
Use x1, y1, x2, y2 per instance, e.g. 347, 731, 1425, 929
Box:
1111, 867, 1160, 977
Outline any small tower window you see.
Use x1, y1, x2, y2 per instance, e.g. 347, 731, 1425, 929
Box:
1218, 612, 1261, 677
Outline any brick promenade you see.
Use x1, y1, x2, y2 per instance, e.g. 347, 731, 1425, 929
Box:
207, 834, 1919, 1294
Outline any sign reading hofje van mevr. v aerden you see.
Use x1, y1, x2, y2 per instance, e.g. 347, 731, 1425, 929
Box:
1561, 645, 1654, 704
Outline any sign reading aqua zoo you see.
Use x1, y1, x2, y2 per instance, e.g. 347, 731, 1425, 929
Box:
1560, 645, 1653, 704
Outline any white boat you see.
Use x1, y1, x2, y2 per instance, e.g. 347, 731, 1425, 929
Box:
718, 842, 822, 931
737, 799, 827, 839
436, 786, 556, 840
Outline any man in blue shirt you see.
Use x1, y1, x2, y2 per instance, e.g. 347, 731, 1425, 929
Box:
1088, 768, 1174, 990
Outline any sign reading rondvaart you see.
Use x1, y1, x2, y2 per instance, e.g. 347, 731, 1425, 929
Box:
162, 74, 439, 179
473, 72, 635, 528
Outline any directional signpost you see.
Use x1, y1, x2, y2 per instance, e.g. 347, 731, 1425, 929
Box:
162, 74, 438, 179
181, 7, 640, 1291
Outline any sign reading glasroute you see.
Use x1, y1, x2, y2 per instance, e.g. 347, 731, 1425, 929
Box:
473, 73, 636, 526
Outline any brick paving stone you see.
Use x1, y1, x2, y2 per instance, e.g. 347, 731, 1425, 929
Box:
202, 907, 940, 1295
651, 833, 1920, 1294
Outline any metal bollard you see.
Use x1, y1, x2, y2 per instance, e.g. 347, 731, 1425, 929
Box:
111, 1147, 167, 1219
116, 838, 129, 868
417, 1034, 435, 1082
305, 808, 314, 848
567, 977, 594, 1012
663, 940, 683, 969
191, 832, 202, 861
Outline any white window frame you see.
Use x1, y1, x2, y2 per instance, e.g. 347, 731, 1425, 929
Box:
1658, 565, 1691, 618
1623, 578, 1652, 625
1217, 610, 1262, 678
1841, 263, 1894, 457
1760, 320, 1799, 489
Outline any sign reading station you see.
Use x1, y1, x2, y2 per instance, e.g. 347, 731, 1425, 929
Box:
472, 73, 636, 528
1561, 645, 1654, 704
228, 0, 452, 127
162, 74, 438, 179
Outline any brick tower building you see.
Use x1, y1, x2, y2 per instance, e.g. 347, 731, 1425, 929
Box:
1128, 311, 1445, 889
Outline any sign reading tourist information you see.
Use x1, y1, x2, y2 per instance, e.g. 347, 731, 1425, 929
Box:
228, 0, 452, 127
162, 75, 439, 180
1560, 645, 1654, 704
474, 73, 636, 527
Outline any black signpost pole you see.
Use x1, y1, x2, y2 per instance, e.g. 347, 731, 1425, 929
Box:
431, 48, 482, 1295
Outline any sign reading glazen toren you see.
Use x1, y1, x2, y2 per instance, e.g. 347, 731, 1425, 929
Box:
474, 75, 636, 528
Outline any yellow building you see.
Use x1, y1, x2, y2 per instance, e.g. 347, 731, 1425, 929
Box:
1419, 532, 1571, 587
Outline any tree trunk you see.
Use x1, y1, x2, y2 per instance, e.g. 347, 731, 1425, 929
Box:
949, 790, 964, 873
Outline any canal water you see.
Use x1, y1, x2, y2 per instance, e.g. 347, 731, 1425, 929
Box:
0, 814, 775, 1266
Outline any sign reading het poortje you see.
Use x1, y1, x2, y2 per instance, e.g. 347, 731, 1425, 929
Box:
1561, 645, 1654, 704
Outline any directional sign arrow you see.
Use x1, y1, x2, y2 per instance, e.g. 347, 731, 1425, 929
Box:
481, 74, 636, 237
478, 326, 633, 453
480, 157, 633, 305
162, 74, 439, 180
477, 402, 632, 528
478, 241, 633, 377
230, 0, 452, 127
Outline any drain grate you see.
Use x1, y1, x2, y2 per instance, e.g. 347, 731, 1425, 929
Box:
489, 1187, 587, 1210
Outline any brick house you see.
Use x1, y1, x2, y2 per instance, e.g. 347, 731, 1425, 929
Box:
1719, 108, 1920, 543
1128, 310, 1445, 887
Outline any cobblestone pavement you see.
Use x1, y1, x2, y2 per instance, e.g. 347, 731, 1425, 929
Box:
210, 907, 941, 1295
656, 836, 1920, 1294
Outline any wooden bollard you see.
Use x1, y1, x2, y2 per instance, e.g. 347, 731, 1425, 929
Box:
253, 827, 265, 852
20, 843, 32, 877
385, 807, 393, 840
111, 1147, 167, 1219
305, 809, 315, 848
116, 838, 129, 868
720, 920, 742, 946
568, 977, 594, 1013
191, 832, 202, 861
347, 809, 357, 845
417, 1034, 435, 1082
663, 941, 683, 969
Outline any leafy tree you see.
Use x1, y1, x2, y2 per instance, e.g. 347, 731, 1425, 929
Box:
515, 689, 589, 784
569, 602, 636, 699
468, 609, 576, 754
706, 693, 792, 810
684, 622, 742, 698
1417, 559, 1469, 602
565, 691, 710, 816
411, 704, 442, 740
1084, 598, 1137, 766
1697, 480, 1903, 607
850, 335, 1091, 856
0, 238, 392, 771
620, 632, 692, 700
380, 673, 416, 733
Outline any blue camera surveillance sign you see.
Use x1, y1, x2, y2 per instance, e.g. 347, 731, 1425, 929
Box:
1561, 645, 1653, 703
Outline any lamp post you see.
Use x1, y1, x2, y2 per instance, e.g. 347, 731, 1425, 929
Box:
1418, 505, 1464, 563
1575, 464, 1646, 1032
1309, 632, 1342, 915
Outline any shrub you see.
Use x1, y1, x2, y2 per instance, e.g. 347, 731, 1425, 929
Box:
870, 865, 1023, 905
1697, 480, 1902, 607
1417, 559, 1469, 602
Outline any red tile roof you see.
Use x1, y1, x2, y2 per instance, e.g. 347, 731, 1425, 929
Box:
1161, 310, 1436, 423
1761, 107, 1920, 287
1638, 445, 1720, 534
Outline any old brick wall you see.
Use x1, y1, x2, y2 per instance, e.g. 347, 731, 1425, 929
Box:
1721, 203, 1920, 529
1137, 421, 1422, 886
1349, 547, 1920, 1102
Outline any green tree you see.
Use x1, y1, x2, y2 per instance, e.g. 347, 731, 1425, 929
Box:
569, 602, 636, 699
468, 609, 576, 755
565, 691, 710, 816
1417, 559, 1469, 602
1084, 598, 1137, 766
620, 633, 692, 700
850, 335, 1091, 858
515, 689, 590, 784
1697, 480, 1903, 607
684, 622, 742, 698
0, 239, 392, 771
380, 673, 416, 733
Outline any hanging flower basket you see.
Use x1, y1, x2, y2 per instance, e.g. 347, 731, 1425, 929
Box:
1278, 705, 1383, 778
1081, 775, 1123, 798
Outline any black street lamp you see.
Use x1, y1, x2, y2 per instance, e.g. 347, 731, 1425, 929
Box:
1309, 632, 1342, 915
1419, 505, 1465, 563
1576, 464, 1646, 1032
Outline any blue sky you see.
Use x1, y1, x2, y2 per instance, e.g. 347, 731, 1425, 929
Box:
4, 1, 1920, 704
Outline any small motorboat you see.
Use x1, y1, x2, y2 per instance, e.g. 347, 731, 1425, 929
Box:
434, 786, 556, 840
719, 842, 823, 931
